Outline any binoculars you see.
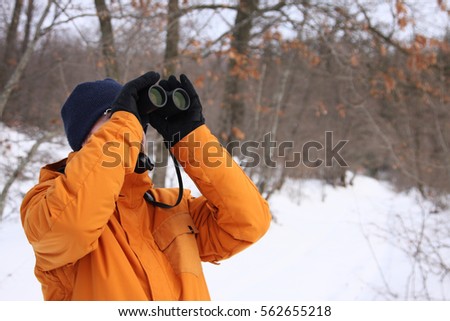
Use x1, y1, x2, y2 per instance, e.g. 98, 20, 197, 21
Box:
139, 84, 190, 118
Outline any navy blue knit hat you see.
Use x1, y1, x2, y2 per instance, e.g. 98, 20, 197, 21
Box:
61, 78, 123, 151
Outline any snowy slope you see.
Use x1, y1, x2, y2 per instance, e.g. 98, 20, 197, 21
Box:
0, 124, 448, 301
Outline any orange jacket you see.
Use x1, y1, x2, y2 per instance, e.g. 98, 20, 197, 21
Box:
20, 111, 271, 300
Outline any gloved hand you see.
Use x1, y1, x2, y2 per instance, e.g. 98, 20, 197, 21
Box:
111, 71, 160, 130
148, 74, 205, 147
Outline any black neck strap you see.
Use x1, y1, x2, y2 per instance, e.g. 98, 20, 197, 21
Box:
144, 150, 184, 209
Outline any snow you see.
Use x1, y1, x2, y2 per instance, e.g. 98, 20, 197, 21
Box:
0, 124, 449, 301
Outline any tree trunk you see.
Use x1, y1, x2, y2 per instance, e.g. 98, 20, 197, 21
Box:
1, 0, 23, 88
0, 0, 53, 120
3, 0, 23, 67
95, 0, 120, 80
152, 0, 180, 188
21, 0, 35, 55
163, 0, 180, 77
258, 56, 292, 197
220, 0, 259, 152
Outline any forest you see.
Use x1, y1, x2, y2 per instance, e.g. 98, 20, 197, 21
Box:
0, 0, 448, 202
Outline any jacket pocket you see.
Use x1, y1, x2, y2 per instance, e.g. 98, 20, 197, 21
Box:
152, 212, 202, 276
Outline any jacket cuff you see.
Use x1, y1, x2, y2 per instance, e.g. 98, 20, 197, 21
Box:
171, 125, 219, 165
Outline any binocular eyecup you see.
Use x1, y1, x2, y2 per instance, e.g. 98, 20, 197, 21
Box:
139, 84, 190, 118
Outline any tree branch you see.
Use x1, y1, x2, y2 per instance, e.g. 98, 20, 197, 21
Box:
0, 131, 56, 221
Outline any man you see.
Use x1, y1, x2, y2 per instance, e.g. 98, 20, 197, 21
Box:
20, 71, 271, 300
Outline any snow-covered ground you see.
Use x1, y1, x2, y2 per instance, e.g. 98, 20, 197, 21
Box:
0, 124, 448, 301
202, 176, 449, 301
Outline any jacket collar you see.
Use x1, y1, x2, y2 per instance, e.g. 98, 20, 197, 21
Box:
120, 170, 153, 208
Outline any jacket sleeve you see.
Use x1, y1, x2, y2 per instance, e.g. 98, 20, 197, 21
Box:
20, 112, 143, 271
171, 125, 271, 262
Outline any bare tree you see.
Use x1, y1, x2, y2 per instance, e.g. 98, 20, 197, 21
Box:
0, 0, 54, 119
0, 131, 56, 221
20, 0, 34, 55
95, 0, 120, 80
219, 0, 260, 150
3, 0, 23, 70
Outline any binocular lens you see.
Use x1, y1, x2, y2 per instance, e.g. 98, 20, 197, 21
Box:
172, 89, 189, 110
145, 84, 190, 117
148, 86, 166, 107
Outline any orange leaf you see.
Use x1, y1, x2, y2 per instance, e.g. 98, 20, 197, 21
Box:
194, 75, 205, 89
350, 54, 359, 67
398, 17, 408, 29
96, 60, 104, 69
6, 58, 17, 67
310, 55, 321, 67
383, 74, 396, 93
315, 101, 328, 117
220, 132, 229, 142
190, 39, 201, 48
438, 0, 447, 11
396, 0, 407, 14
414, 34, 427, 49
231, 127, 246, 140
336, 104, 346, 119
273, 31, 282, 41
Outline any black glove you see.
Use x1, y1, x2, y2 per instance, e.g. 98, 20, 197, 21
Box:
148, 74, 205, 147
111, 71, 160, 130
